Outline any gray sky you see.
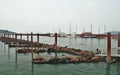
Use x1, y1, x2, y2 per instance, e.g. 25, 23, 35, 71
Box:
0, 0, 120, 34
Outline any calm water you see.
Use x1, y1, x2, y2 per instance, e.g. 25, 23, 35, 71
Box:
0, 37, 120, 75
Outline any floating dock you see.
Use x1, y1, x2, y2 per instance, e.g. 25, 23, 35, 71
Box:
0, 33, 120, 64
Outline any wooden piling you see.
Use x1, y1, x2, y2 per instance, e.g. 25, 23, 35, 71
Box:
8, 34, 10, 56
4, 33, 5, 38
37, 33, 39, 53
55, 33, 57, 48
20, 34, 22, 40
1, 33, 3, 37
15, 34, 17, 63
55, 33, 57, 57
118, 33, 120, 47
27, 33, 29, 49
3, 34, 5, 50
20, 34, 22, 47
12, 34, 14, 38
31, 33, 33, 61
106, 33, 111, 62
118, 33, 120, 54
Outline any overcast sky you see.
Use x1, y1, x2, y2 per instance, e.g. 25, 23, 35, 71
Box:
0, 0, 120, 34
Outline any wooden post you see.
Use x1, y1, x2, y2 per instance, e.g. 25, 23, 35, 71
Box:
8, 34, 9, 43
55, 33, 57, 57
3, 33, 5, 50
12, 34, 14, 38
8, 34, 10, 56
2, 33, 3, 37
27, 33, 29, 49
9, 34, 11, 39
4, 33, 5, 38
9, 34, 11, 44
1, 33, 3, 37
31, 33, 33, 61
118, 33, 120, 47
118, 33, 120, 54
37, 33, 39, 53
15, 34, 17, 63
106, 33, 111, 62
20, 34, 22, 40
20, 34, 22, 47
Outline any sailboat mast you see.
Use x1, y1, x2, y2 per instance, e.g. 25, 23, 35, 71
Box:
75, 26, 77, 38
91, 24, 92, 34
76, 26, 77, 34
59, 27, 60, 37
83, 27, 85, 33
99, 27, 100, 35
69, 22, 72, 36
104, 25, 106, 33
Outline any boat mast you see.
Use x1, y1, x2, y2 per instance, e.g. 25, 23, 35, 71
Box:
83, 26, 85, 33
59, 27, 60, 37
69, 22, 72, 36
99, 27, 100, 35
104, 25, 106, 33
91, 24, 92, 34
76, 25, 77, 37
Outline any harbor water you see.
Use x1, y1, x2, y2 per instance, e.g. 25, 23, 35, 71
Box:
0, 37, 120, 75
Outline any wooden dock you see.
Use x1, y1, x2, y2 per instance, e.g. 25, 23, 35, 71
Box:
0, 33, 120, 64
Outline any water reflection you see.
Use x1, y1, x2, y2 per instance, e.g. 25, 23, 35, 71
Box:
69, 38, 72, 47
8, 45, 10, 58
1, 37, 120, 75
3, 43, 6, 55
98, 39, 100, 48
54, 65, 59, 75
31, 63, 34, 75
105, 62, 120, 75
90, 38, 93, 50
116, 62, 120, 75
15, 62, 18, 69
106, 63, 111, 75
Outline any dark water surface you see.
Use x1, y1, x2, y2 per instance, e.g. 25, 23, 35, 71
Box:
0, 37, 120, 75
